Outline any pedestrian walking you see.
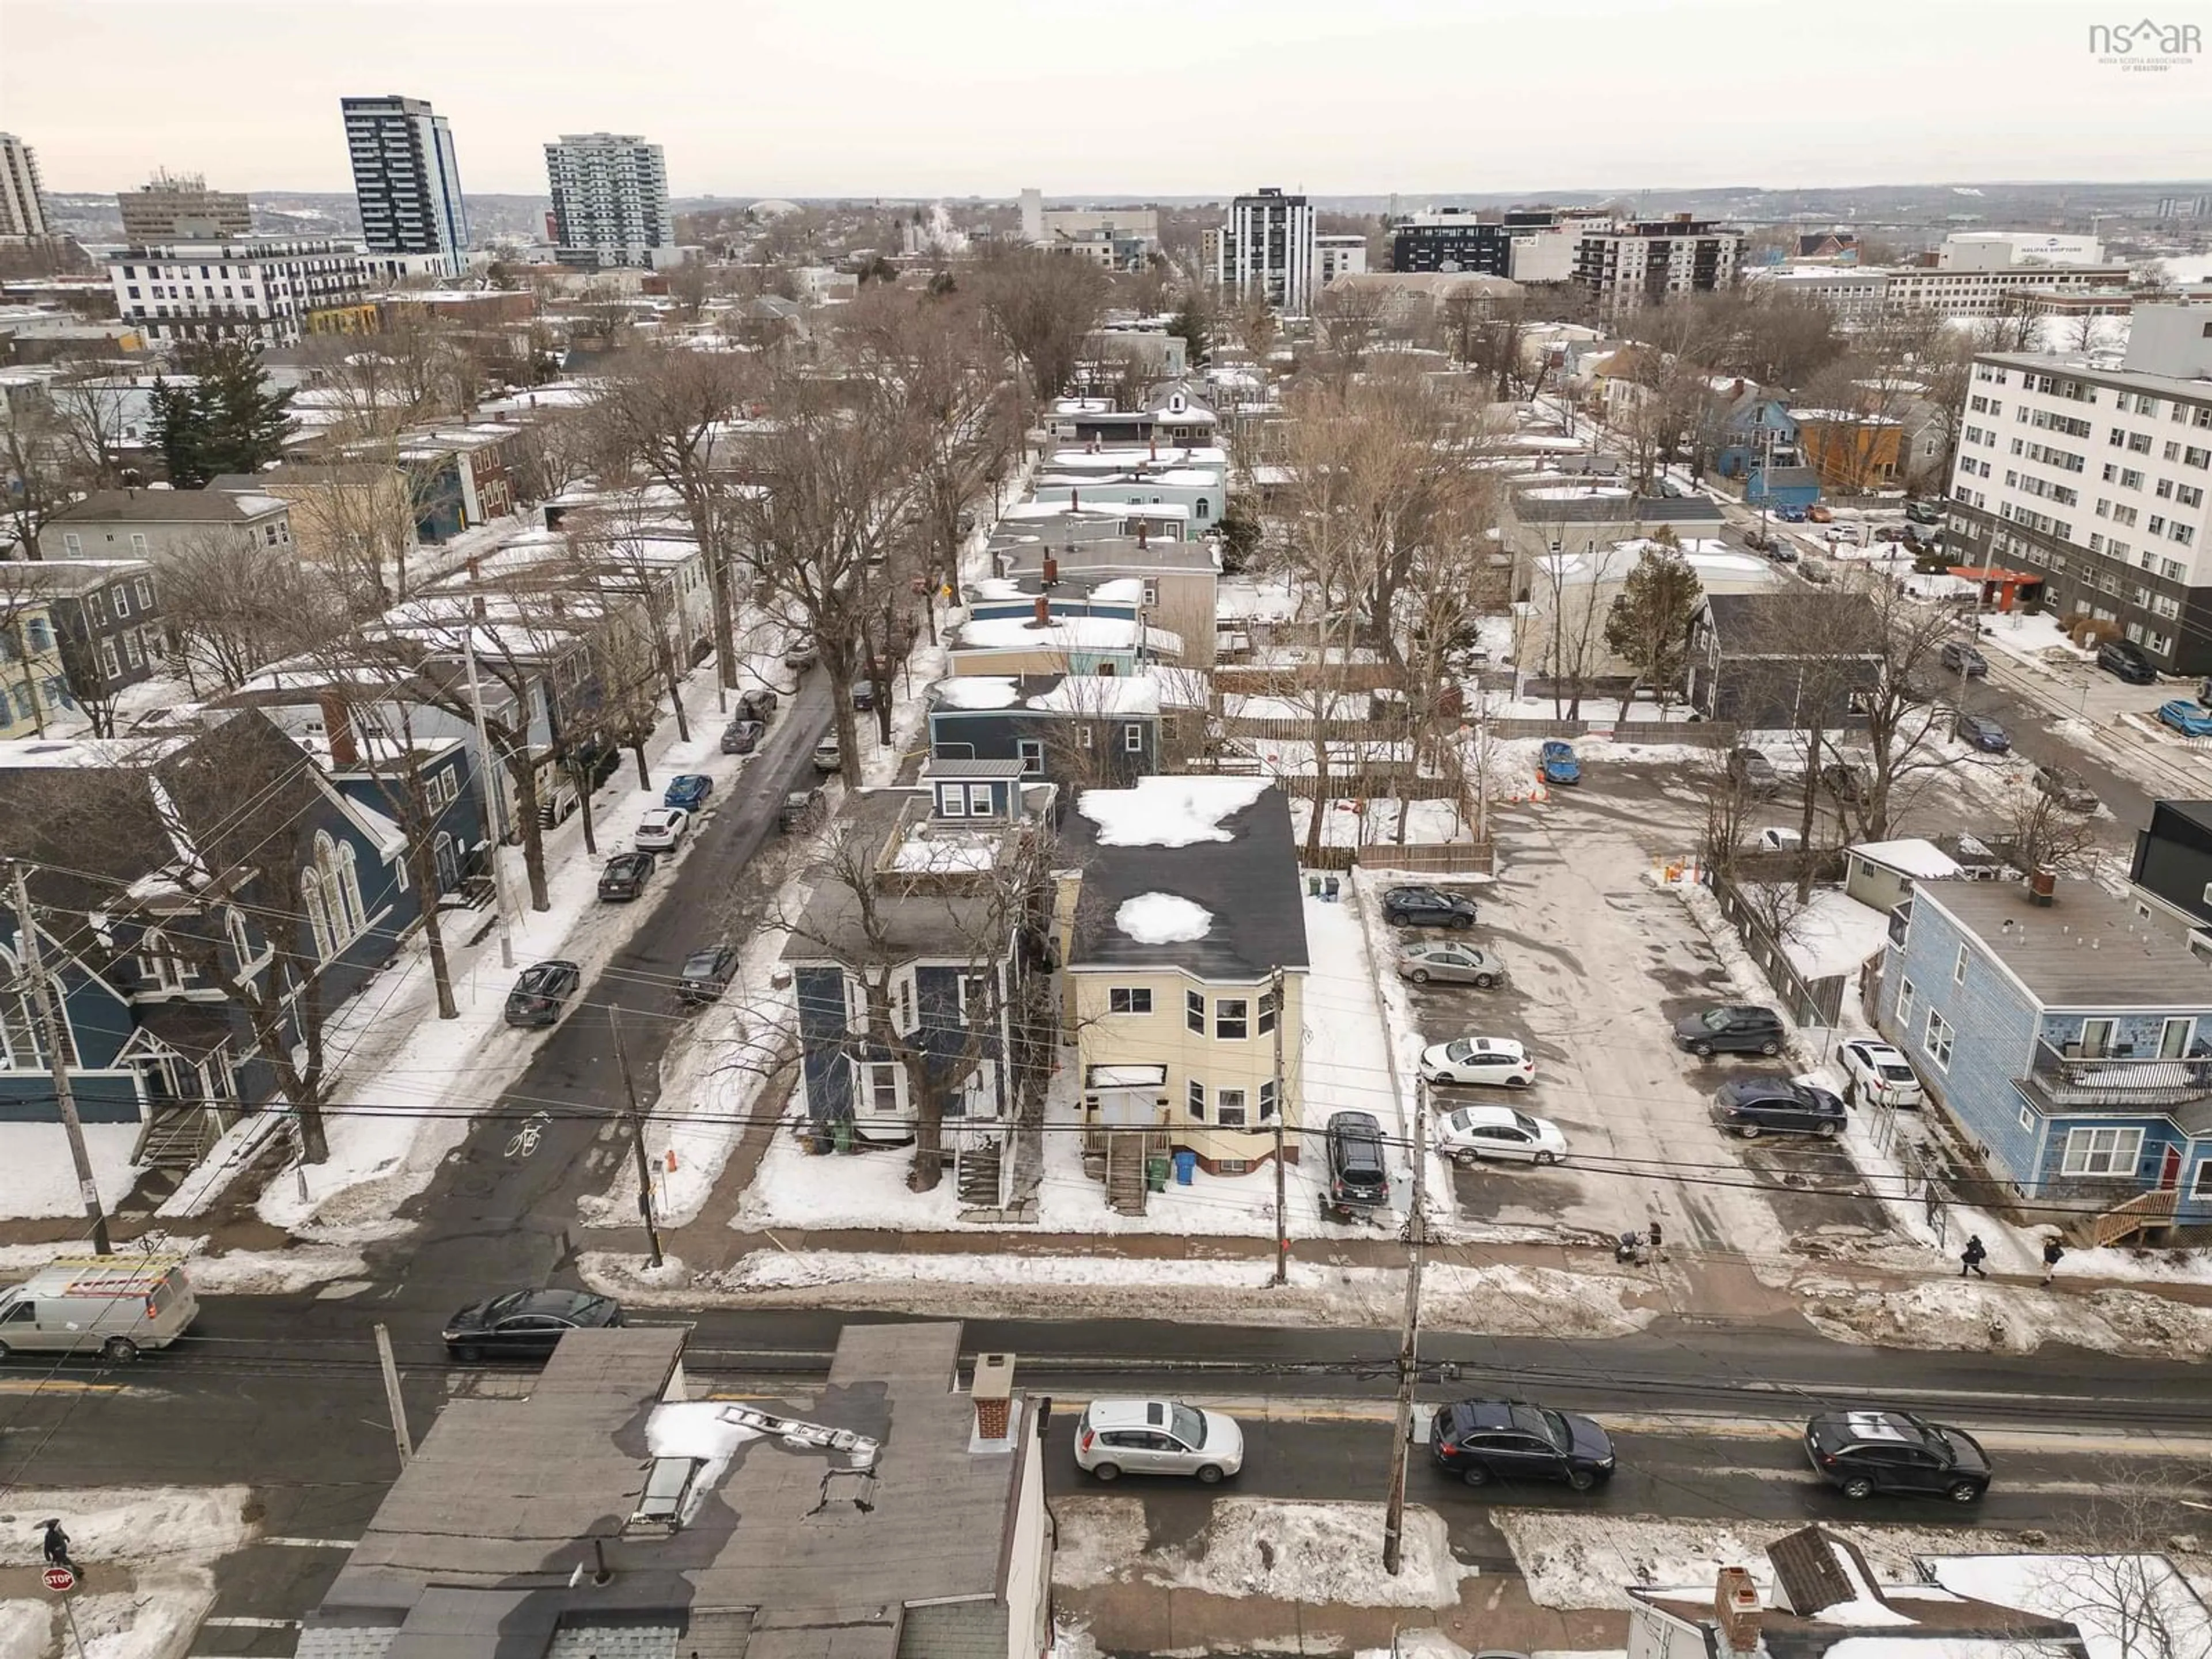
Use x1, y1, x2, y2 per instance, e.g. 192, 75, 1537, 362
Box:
40, 1519, 71, 1571
2041, 1237, 2065, 1286
1960, 1235, 1988, 1279
1034, 1396, 1052, 1441
1646, 1217, 1665, 1263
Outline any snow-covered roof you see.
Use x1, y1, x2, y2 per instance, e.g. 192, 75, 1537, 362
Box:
1077, 777, 1270, 848
1026, 676, 1161, 716
1115, 891, 1212, 944
932, 676, 1022, 709
954, 615, 1183, 656
1921, 1554, 2211, 1659
1849, 838, 1963, 879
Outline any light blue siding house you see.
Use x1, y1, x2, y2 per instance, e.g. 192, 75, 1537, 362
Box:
1880, 878, 2212, 1240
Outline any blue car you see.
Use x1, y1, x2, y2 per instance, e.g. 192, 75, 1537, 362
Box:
1540, 740, 1581, 785
664, 773, 714, 812
2157, 699, 2212, 738
1775, 505, 1809, 524
1952, 712, 2009, 752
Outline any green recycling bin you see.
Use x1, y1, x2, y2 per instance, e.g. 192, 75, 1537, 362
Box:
1145, 1155, 1171, 1192
833, 1119, 854, 1154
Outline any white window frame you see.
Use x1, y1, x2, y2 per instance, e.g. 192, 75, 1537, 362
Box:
1896, 976, 1916, 1032
1186, 1077, 1206, 1120
1017, 739, 1044, 775
1108, 986, 1153, 1016
1923, 1008, 1955, 1070
855, 1059, 906, 1120
1123, 722, 1144, 753
1076, 725, 1094, 749
1953, 945, 1968, 985
1217, 1087, 1248, 1127
2060, 1125, 2143, 1179
892, 968, 917, 1036
1185, 989, 1205, 1034
968, 783, 994, 815
2193, 1158, 2212, 1199
1259, 1080, 1278, 1121
937, 783, 967, 817
1215, 997, 1249, 1040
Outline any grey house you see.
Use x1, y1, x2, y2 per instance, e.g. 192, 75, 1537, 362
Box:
12, 558, 165, 703
40, 487, 293, 563
1687, 590, 1882, 727
928, 673, 1162, 786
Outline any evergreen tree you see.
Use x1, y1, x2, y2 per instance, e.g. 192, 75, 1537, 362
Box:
1166, 300, 1211, 365
187, 343, 294, 479
147, 374, 211, 487
1603, 529, 1704, 719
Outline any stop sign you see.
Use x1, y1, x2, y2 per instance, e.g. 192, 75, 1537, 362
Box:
42, 1566, 75, 1594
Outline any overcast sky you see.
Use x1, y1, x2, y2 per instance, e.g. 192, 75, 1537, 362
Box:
7, 0, 2209, 199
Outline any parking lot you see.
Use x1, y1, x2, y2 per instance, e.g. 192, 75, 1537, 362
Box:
1389, 767, 1890, 1264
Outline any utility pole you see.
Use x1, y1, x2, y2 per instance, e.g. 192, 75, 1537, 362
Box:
1381, 1083, 1427, 1576
1271, 965, 1288, 1287
609, 1007, 664, 1268
461, 618, 517, 970
373, 1322, 412, 1467
9, 862, 110, 1255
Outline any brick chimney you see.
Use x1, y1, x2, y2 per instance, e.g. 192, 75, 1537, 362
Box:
1041, 555, 1058, 586
971, 1353, 1015, 1441
1715, 1567, 1762, 1656
1137, 518, 1149, 550
318, 692, 359, 770
1032, 594, 1050, 627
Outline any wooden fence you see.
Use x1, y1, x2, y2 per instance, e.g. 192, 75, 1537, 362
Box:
1213, 664, 1406, 695
1487, 717, 1738, 745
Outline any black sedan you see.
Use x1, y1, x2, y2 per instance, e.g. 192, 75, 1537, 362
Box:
599, 850, 656, 902
719, 718, 764, 755
1804, 1409, 1991, 1503
1431, 1397, 1616, 1492
677, 944, 740, 1005
1711, 1077, 1845, 1139
441, 1289, 624, 1362
503, 960, 581, 1028
1382, 885, 1478, 929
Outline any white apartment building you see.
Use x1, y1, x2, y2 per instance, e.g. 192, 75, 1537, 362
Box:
546, 134, 676, 269
0, 133, 51, 239
1215, 188, 1316, 315
341, 94, 471, 276
1316, 234, 1368, 282
107, 238, 372, 347
1945, 306, 2212, 672
1748, 266, 1892, 327
1570, 217, 1743, 316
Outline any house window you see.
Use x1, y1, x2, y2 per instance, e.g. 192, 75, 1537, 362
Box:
959, 971, 991, 1020
1109, 987, 1153, 1015
859, 1060, 903, 1119
968, 783, 994, 815
937, 783, 967, 817
2061, 1126, 2143, 1178
1187, 1077, 1206, 1120
225, 907, 259, 975
2019, 1103, 2035, 1132
1142, 581, 1159, 607
1017, 739, 1044, 775
1952, 945, 1968, 985
1923, 1008, 1955, 1070
112, 587, 131, 619
2194, 1159, 2212, 1199
99, 638, 121, 679
85, 591, 106, 626
1216, 998, 1248, 1040
1259, 1080, 1278, 1121
1217, 1088, 1247, 1126
135, 578, 153, 609
1258, 990, 1278, 1035
1077, 725, 1093, 749
894, 972, 915, 1035
122, 632, 143, 669
135, 930, 200, 991
1185, 989, 1205, 1033
129, 533, 148, 554
63, 533, 82, 555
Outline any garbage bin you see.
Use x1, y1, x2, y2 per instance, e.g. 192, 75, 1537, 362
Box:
1308, 874, 1323, 896
1173, 1150, 1198, 1185
832, 1119, 854, 1154
1145, 1155, 1171, 1192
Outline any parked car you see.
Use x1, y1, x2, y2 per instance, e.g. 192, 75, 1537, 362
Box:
1745, 532, 1779, 554
778, 786, 820, 831
1938, 640, 1988, 678
2098, 638, 2158, 685
783, 635, 820, 669
442, 1288, 623, 1362
1075, 1399, 1244, 1484
1874, 525, 1908, 543
2157, 699, 2212, 737
811, 735, 843, 774
1673, 1004, 1785, 1058
719, 718, 764, 755
1820, 761, 1870, 804
736, 688, 780, 724
1382, 885, 1479, 929
1760, 538, 1800, 563
634, 807, 691, 851
598, 850, 655, 902
663, 772, 714, 812
1419, 1036, 1534, 1088
1905, 499, 1945, 525
1324, 1110, 1391, 1214
677, 945, 740, 1006
851, 680, 877, 711
1539, 740, 1581, 786
1952, 711, 2010, 753
1726, 747, 1781, 798
1803, 1409, 1991, 1503
1431, 1398, 1616, 1491
1756, 826, 1805, 852
1827, 523, 1863, 545
1711, 1077, 1846, 1138
503, 960, 581, 1028
1776, 505, 1809, 524
1435, 1103, 1567, 1166
1398, 942, 1507, 988
1806, 503, 1834, 524
1839, 1038, 1925, 1110
2031, 764, 2099, 813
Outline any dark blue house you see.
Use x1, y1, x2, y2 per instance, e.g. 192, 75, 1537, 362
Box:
1880, 877, 2212, 1241
928, 674, 1162, 787
0, 707, 483, 1171
1711, 391, 1801, 481
783, 770, 1056, 1198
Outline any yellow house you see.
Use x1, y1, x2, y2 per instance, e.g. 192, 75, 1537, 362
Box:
1056, 777, 1309, 1179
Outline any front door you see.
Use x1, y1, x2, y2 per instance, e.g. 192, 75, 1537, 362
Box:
2161, 1145, 2184, 1190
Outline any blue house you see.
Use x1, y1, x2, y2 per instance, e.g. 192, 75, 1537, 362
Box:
0, 707, 483, 1169
783, 769, 1056, 1199
929, 673, 1162, 787
1712, 392, 1801, 480
1743, 463, 1823, 510
1880, 877, 2212, 1240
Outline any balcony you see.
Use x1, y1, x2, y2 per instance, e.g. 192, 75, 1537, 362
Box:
2016, 1039, 2212, 1112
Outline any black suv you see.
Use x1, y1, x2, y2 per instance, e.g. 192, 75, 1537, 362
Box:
504, 960, 580, 1028
1804, 1409, 1991, 1503
1431, 1398, 1617, 1492
1673, 1004, 1785, 1058
1324, 1111, 1390, 1214
2098, 638, 2157, 684
719, 717, 764, 755
736, 688, 781, 724
1382, 886, 1478, 929
677, 945, 740, 1006
1711, 1077, 1844, 1139
598, 850, 655, 902
1938, 640, 1988, 678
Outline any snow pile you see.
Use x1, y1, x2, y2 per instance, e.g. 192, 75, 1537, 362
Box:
1115, 892, 1212, 944
0, 1122, 143, 1222
931, 676, 1021, 709
1794, 1274, 2212, 1359
645, 1402, 762, 1517
0, 1486, 256, 1659
1077, 775, 1269, 846
1054, 1496, 1477, 1608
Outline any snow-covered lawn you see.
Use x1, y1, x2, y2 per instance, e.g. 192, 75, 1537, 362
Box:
0, 1122, 143, 1222
1054, 1497, 1478, 1608
1289, 798, 1476, 849
0, 1486, 254, 1659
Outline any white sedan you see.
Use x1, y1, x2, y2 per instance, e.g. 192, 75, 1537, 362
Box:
634, 807, 691, 851
1435, 1103, 1569, 1167
1419, 1036, 1535, 1088
1839, 1038, 1925, 1109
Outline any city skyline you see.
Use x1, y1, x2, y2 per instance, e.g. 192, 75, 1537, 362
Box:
6, 0, 2208, 200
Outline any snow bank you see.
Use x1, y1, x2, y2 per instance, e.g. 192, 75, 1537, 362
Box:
1794, 1274, 2212, 1359
1054, 1496, 1477, 1608
0, 1488, 255, 1566
1116, 892, 1213, 944
0, 1122, 143, 1223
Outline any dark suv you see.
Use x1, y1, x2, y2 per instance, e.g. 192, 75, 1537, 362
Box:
1804, 1409, 1991, 1503
1382, 886, 1478, 929
1711, 1077, 1845, 1139
598, 850, 655, 902
2098, 638, 2157, 685
503, 960, 580, 1028
1431, 1398, 1616, 1492
1324, 1111, 1390, 1214
736, 688, 781, 724
1726, 748, 1780, 797
1938, 640, 1988, 678
1673, 1004, 1785, 1058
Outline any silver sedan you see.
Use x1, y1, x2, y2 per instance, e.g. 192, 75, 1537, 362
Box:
1397, 942, 1507, 988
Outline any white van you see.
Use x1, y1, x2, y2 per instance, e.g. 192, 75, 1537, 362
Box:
0, 1255, 199, 1363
